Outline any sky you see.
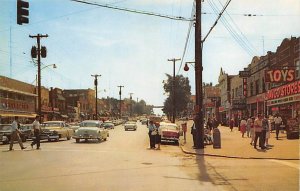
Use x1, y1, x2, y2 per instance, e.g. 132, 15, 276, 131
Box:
0, 0, 300, 115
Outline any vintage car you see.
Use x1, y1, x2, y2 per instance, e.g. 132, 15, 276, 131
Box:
160, 122, 180, 144
124, 121, 137, 131
101, 121, 115, 129
42, 121, 74, 141
140, 118, 148, 125
0, 124, 27, 144
20, 124, 34, 140
73, 120, 109, 143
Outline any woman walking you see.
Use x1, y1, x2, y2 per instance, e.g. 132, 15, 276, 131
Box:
155, 122, 161, 150
240, 117, 247, 138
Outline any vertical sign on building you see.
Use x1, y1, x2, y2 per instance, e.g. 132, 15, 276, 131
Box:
243, 78, 247, 97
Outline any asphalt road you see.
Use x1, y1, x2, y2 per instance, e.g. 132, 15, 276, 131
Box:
0, 122, 299, 191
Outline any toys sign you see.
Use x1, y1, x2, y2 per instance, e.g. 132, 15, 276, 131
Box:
265, 69, 295, 83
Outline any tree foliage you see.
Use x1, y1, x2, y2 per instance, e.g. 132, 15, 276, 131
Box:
162, 74, 191, 118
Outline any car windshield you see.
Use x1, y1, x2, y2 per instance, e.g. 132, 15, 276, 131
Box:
43, 123, 62, 127
126, 121, 136, 124
80, 122, 99, 127
0, 125, 11, 131
103, 123, 112, 126
161, 125, 178, 130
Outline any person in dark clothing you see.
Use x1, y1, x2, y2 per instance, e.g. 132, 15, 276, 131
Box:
260, 115, 268, 149
147, 120, 156, 149
31, 115, 41, 149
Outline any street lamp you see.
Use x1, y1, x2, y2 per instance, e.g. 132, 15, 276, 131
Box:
34, 63, 57, 120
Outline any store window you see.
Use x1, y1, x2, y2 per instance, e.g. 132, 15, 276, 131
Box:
250, 82, 254, 96
255, 80, 260, 95
262, 77, 266, 92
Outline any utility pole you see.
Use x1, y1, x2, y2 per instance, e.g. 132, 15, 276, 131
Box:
129, 93, 134, 117
91, 74, 101, 120
194, 0, 204, 149
29, 34, 48, 122
168, 58, 181, 123
118, 85, 124, 118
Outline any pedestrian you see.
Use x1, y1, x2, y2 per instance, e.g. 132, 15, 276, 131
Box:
147, 120, 156, 149
181, 121, 187, 143
260, 115, 268, 149
191, 116, 197, 148
206, 118, 212, 132
269, 115, 275, 133
9, 116, 26, 151
155, 122, 161, 150
274, 114, 283, 140
31, 115, 41, 150
246, 116, 252, 138
253, 114, 263, 149
240, 117, 247, 138
212, 117, 219, 129
229, 118, 234, 132
266, 116, 272, 147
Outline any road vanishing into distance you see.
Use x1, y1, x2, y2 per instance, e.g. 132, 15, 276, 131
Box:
0, 122, 299, 191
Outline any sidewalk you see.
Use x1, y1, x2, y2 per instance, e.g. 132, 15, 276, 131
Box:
179, 120, 300, 160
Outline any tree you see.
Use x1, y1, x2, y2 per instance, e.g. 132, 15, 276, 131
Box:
162, 74, 191, 120
133, 100, 153, 115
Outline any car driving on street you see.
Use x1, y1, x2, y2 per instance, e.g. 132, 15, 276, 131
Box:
73, 120, 109, 143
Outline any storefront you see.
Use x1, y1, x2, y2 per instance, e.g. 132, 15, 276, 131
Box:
266, 80, 300, 123
247, 94, 265, 117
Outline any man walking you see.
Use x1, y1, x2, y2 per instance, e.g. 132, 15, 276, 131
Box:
9, 116, 26, 151
274, 114, 282, 140
31, 115, 41, 149
253, 114, 263, 149
260, 115, 268, 149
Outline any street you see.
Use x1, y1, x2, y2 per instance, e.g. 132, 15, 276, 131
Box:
0, 122, 298, 191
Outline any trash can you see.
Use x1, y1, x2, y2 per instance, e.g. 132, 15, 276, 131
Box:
213, 128, 221, 149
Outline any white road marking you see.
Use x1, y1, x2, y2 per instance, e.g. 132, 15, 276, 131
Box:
268, 159, 300, 170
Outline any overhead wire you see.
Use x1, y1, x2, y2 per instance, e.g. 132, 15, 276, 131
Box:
207, 0, 255, 57
70, 0, 193, 21
176, 1, 196, 75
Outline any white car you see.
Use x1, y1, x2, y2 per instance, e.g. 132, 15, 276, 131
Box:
124, 121, 137, 131
73, 120, 109, 143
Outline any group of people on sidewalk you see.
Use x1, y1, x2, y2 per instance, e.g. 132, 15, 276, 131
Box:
8, 115, 42, 151
236, 114, 283, 150
147, 120, 161, 150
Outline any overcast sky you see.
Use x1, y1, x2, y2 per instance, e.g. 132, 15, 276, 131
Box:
0, 0, 299, 114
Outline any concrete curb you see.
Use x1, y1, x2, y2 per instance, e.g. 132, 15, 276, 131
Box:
180, 144, 300, 161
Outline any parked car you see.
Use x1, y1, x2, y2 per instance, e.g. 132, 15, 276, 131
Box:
68, 122, 81, 132
101, 121, 115, 129
160, 122, 180, 144
140, 118, 148, 125
0, 124, 27, 144
124, 121, 137, 131
73, 120, 109, 143
42, 121, 74, 141
20, 124, 34, 140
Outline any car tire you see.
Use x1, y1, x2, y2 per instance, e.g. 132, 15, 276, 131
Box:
21, 136, 26, 142
97, 138, 101, 142
174, 140, 179, 145
76, 139, 80, 143
56, 137, 59, 142
67, 136, 71, 140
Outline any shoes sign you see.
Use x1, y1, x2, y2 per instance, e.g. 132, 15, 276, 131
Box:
265, 69, 295, 83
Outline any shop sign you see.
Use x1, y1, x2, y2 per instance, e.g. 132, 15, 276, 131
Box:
265, 69, 295, 83
231, 99, 247, 110
266, 79, 300, 100
218, 106, 225, 112
267, 95, 299, 106
239, 71, 250, 78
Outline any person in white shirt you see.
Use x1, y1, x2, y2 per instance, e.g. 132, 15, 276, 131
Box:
9, 116, 26, 151
274, 114, 283, 140
31, 115, 41, 149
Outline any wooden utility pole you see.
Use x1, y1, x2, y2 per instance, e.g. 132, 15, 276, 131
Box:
91, 74, 101, 120
118, 85, 124, 118
129, 93, 134, 117
168, 58, 181, 123
29, 34, 48, 122
194, 0, 204, 149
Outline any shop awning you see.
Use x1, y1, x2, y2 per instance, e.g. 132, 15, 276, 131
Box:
0, 113, 37, 118
0, 86, 37, 97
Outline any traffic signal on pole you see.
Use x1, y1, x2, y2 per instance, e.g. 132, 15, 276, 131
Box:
17, 0, 29, 25
31, 46, 37, 58
41, 46, 47, 58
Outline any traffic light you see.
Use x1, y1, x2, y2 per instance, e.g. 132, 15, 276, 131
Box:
17, 0, 29, 25
31, 46, 37, 58
41, 46, 47, 58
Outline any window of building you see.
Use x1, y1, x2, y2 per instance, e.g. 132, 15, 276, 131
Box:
231, 89, 234, 99
250, 82, 254, 96
262, 77, 266, 92
255, 80, 260, 95
296, 60, 300, 80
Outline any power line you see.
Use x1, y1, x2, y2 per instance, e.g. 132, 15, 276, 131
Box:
70, 0, 193, 21
177, 1, 195, 75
